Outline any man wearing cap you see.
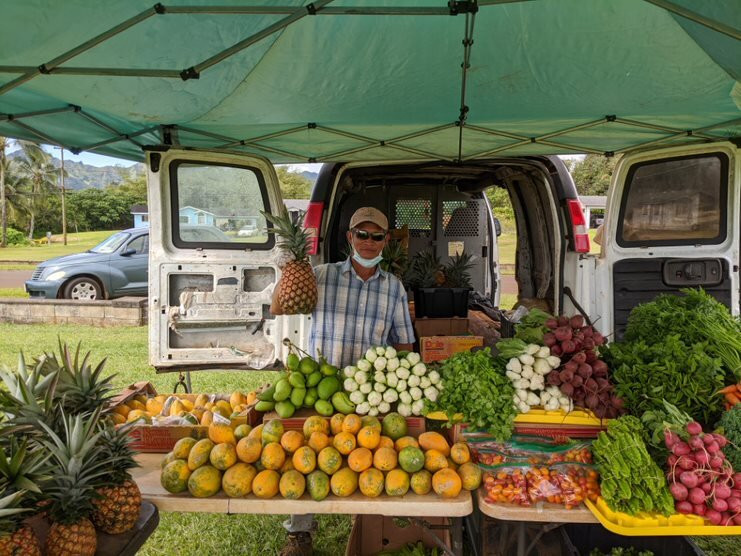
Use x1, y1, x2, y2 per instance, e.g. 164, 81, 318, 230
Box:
272, 207, 415, 555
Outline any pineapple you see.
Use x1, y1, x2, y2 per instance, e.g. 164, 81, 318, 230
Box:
380, 240, 408, 279
406, 250, 445, 289
262, 208, 318, 314
38, 411, 110, 556
90, 425, 141, 534
0, 490, 41, 556
443, 251, 474, 289
0, 353, 60, 433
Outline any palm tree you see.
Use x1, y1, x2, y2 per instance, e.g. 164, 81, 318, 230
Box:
15, 141, 58, 240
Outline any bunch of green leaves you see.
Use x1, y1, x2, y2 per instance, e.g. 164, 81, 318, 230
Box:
625, 289, 741, 382
602, 335, 724, 424
589, 549, 653, 556
593, 416, 675, 516
514, 308, 552, 344
427, 348, 516, 441
640, 400, 693, 466
495, 338, 528, 360
716, 405, 741, 471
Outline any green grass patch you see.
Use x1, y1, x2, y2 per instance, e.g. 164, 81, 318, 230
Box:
0, 230, 118, 262
0, 264, 37, 270
0, 288, 28, 298
498, 229, 600, 274
499, 293, 517, 310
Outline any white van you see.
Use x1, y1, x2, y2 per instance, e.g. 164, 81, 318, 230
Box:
146, 142, 738, 371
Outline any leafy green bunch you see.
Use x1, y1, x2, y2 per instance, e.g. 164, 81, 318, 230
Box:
716, 404, 741, 471
427, 348, 516, 441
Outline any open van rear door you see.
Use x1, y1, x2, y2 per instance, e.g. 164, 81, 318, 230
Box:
599, 142, 739, 340
146, 149, 304, 371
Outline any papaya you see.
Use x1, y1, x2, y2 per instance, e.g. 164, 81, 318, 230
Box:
209, 442, 237, 470
280, 430, 305, 454
260, 442, 286, 471
222, 463, 257, 497
303, 416, 329, 438
279, 470, 306, 499
381, 412, 407, 440
172, 437, 197, 460
424, 449, 448, 473
373, 447, 398, 472
292, 446, 317, 475
358, 468, 385, 498
385, 469, 410, 496
418, 432, 450, 456
347, 447, 373, 473
398, 446, 425, 473
450, 442, 470, 465
306, 470, 331, 501
188, 465, 222, 498
410, 470, 433, 495
252, 469, 280, 498
432, 468, 462, 498
357, 426, 381, 450
161, 460, 191, 493
330, 467, 358, 497
317, 446, 342, 475
237, 437, 262, 464
187, 439, 214, 471
458, 462, 482, 491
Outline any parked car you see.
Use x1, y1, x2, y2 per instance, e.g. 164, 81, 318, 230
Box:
25, 225, 232, 300
237, 224, 258, 237
25, 228, 149, 300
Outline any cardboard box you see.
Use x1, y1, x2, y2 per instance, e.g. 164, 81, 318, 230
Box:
112, 382, 260, 453
419, 335, 483, 363
262, 408, 426, 437
414, 317, 469, 338
345, 515, 451, 556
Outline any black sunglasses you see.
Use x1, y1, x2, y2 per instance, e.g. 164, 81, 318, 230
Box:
352, 229, 386, 242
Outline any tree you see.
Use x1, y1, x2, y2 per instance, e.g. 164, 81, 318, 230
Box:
567, 154, 618, 196
276, 166, 312, 199
14, 141, 59, 239
0, 136, 7, 246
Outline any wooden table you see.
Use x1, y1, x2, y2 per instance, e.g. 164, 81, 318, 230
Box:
133, 453, 472, 554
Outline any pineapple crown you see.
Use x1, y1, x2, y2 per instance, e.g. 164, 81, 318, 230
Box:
52, 341, 116, 416
94, 424, 139, 487
0, 434, 49, 498
405, 249, 473, 289
261, 208, 310, 262
380, 240, 408, 279
0, 489, 32, 536
444, 251, 474, 289
0, 352, 61, 433
37, 409, 113, 525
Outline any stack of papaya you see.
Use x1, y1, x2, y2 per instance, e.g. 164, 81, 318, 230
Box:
255, 352, 355, 418
720, 383, 741, 410
111, 390, 258, 426
160, 412, 482, 500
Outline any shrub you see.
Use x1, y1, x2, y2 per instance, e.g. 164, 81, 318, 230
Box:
3, 228, 30, 246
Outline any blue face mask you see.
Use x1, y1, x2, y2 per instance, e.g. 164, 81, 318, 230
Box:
352, 249, 384, 268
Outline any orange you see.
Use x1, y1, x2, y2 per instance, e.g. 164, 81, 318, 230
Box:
236, 437, 262, 464
450, 442, 470, 465
292, 446, 317, 474
280, 430, 305, 454
333, 432, 356, 455
347, 447, 373, 473
432, 468, 462, 498
373, 447, 398, 472
378, 436, 395, 450
341, 414, 362, 435
308, 431, 330, 453
394, 436, 419, 452
330, 413, 345, 435
260, 442, 286, 470
356, 426, 381, 450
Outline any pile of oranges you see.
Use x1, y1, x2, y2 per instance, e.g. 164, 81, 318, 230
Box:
160, 412, 483, 501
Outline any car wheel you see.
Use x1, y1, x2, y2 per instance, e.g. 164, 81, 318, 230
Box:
63, 277, 103, 301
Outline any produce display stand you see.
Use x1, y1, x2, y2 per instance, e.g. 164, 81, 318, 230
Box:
133, 454, 471, 555
471, 488, 597, 556
26, 501, 159, 556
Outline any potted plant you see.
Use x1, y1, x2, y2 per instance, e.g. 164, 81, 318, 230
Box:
406, 250, 474, 318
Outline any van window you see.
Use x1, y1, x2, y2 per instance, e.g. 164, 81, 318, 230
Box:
170, 161, 273, 249
394, 199, 433, 238
617, 154, 727, 246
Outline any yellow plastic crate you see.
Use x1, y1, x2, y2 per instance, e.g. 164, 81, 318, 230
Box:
426, 408, 606, 426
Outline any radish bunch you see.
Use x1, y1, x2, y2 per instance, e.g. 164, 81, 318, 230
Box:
665, 421, 741, 525
544, 315, 624, 419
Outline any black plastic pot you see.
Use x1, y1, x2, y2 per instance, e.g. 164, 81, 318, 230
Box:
414, 287, 470, 318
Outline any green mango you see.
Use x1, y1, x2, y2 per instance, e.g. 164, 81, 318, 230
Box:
306, 371, 323, 387
273, 378, 292, 402
320, 362, 339, 377
255, 400, 275, 412
286, 353, 300, 371
303, 387, 318, 407
257, 383, 276, 401
331, 391, 356, 415
299, 357, 319, 375
314, 399, 334, 416
317, 376, 341, 400
290, 387, 306, 408
275, 400, 296, 418
288, 371, 306, 388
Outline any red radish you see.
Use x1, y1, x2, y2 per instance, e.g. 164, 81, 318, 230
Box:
733, 472, 741, 485
668, 455, 679, 468
676, 501, 693, 514
570, 315, 585, 328
554, 326, 572, 341
561, 340, 576, 353
689, 487, 706, 504
591, 359, 608, 374
689, 436, 704, 451
695, 451, 710, 467
560, 383, 574, 397
585, 350, 599, 364
550, 345, 563, 356
543, 332, 557, 346
571, 375, 584, 388
545, 318, 559, 330
712, 498, 728, 513
585, 394, 599, 409
611, 396, 625, 409
727, 497, 741, 512
686, 422, 703, 436
701, 482, 713, 494
677, 457, 696, 470
721, 512, 732, 526
710, 456, 724, 469
703, 433, 715, 445
547, 371, 561, 386
559, 369, 574, 383
593, 332, 605, 346
571, 351, 587, 364
715, 484, 732, 500
582, 338, 596, 350
670, 483, 689, 501
557, 316, 569, 327
706, 442, 720, 454
563, 361, 579, 373
679, 472, 699, 489
693, 503, 707, 516
735, 515, 741, 526
577, 363, 593, 378
706, 509, 722, 525
664, 430, 680, 448
713, 434, 728, 448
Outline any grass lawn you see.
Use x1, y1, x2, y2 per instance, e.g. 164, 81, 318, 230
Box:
0, 230, 117, 264
0, 288, 27, 298
498, 229, 600, 274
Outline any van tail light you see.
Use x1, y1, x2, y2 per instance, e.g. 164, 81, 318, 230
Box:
567, 199, 591, 253
304, 201, 324, 255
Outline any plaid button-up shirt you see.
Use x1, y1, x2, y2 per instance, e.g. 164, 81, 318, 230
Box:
308, 258, 415, 368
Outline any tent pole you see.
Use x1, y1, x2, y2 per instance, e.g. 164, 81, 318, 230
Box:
455, 6, 478, 162
76, 109, 145, 149
0, 106, 76, 122
643, 0, 741, 40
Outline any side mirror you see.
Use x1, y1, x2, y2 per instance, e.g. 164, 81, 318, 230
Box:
493, 217, 502, 237
120, 248, 137, 256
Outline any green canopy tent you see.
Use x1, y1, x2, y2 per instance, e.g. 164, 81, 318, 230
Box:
0, 0, 739, 163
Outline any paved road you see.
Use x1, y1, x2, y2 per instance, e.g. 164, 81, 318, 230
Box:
0, 270, 33, 288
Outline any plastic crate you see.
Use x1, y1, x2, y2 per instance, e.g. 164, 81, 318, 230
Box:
560, 523, 705, 556
415, 288, 470, 318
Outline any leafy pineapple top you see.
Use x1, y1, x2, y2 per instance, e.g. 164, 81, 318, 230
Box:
52, 341, 116, 416
0, 352, 60, 433
0, 490, 32, 537
261, 208, 310, 262
444, 251, 474, 289
405, 249, 474, 289
38, 410, 112, 525
94, 424, 139, 487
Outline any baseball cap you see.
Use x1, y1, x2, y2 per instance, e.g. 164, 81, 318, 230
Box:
349, 207, 389, 231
